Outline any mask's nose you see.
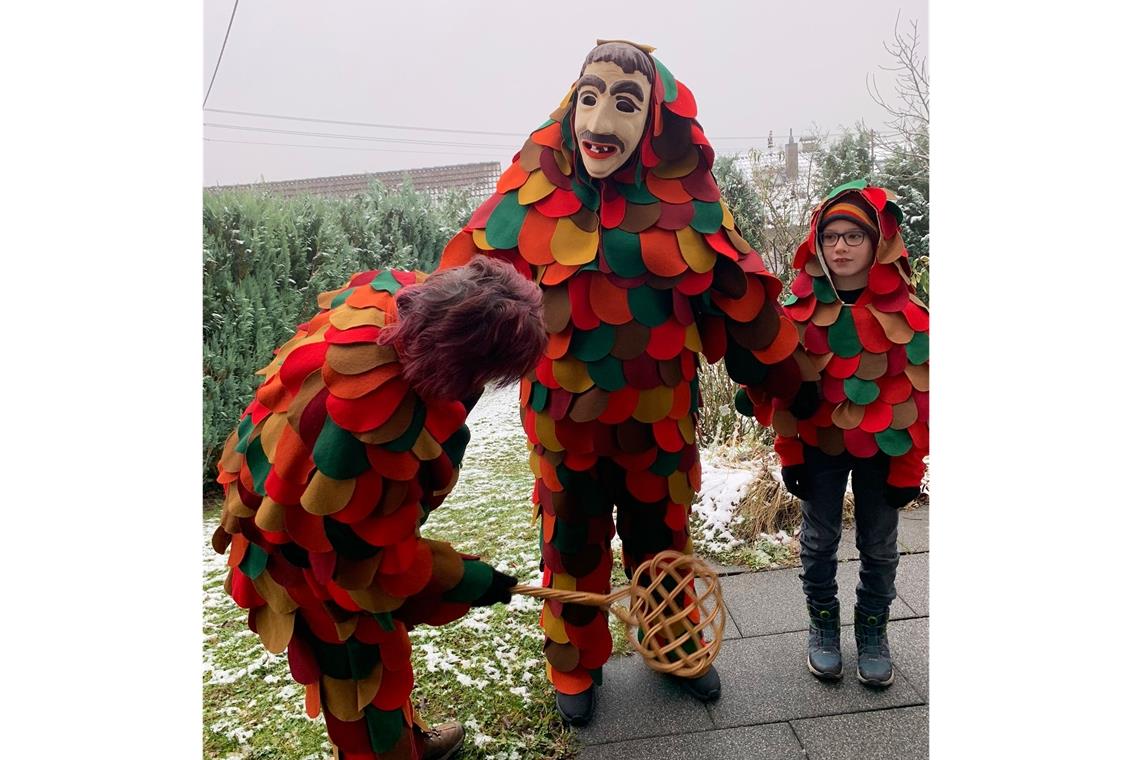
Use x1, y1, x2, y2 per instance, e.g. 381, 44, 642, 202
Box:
581, 98, 616, 138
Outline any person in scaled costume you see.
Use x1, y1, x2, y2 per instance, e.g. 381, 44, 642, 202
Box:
749, 181, 929, 687
438, 40, 801, 724
211, 257, 547, 760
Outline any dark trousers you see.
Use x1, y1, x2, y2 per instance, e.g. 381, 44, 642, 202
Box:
798, 447, 899, 613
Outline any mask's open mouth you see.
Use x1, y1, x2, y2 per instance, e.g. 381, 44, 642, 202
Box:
581, 139, 619, 159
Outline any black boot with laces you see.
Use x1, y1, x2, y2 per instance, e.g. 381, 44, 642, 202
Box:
854, 606, 894, 687
806, 598, 843, 680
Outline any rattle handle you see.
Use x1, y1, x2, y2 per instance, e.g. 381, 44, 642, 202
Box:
509, 584, 639, 626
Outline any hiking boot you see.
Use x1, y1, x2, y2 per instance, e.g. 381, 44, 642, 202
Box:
555, 684, 596, 726
672, 664, 721, 702
806, 599, 843, 680
854, 606, 894, 687
420, 720, 465, 760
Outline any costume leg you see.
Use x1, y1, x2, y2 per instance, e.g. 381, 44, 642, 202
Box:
798, 447, 854, 605
610, 440, 702, 657
286, 613, 420, 760
851, 452, 899, 613
279, 538, 487, 760
535, 452, 617, 694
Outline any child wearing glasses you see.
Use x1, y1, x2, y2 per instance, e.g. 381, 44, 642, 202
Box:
760, 180, 929, 686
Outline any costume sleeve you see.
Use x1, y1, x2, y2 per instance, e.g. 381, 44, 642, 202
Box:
392, 540, 503, 627
692, 251, 802, 421
887, 447, 927, 489
437, 221, 536, 282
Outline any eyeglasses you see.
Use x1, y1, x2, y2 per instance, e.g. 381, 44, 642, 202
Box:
821, 230, 866, 247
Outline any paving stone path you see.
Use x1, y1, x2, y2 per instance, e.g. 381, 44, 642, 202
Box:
574, 505, 930, 760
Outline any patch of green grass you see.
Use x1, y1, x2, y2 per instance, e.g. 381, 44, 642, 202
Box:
202, 513, 332, 759
202, 387, 757, 758
203, 389, 581, 759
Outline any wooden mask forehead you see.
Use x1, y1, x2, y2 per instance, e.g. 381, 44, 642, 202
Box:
579, 42, 655, 84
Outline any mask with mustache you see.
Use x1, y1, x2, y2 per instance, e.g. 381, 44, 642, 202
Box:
573, 61, 651, 179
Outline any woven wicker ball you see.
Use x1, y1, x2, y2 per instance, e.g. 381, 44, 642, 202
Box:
620, 550, 726, 678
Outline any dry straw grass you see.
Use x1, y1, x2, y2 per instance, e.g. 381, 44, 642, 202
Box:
734, 465, 855, 540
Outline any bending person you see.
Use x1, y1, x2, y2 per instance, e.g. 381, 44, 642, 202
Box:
211, 258, 547, 759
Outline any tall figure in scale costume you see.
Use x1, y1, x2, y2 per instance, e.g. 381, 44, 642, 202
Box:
212, 258, 546, 760
439, 41, 801, 725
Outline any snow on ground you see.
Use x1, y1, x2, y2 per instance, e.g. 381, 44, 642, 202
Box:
203, 382, 786, 758
693, 461, 755, 553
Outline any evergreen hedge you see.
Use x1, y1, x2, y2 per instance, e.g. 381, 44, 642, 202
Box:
201, 182, 476, 487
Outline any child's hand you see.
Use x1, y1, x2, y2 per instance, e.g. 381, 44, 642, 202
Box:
884, 485, 920, 509
781, 465, 811, 500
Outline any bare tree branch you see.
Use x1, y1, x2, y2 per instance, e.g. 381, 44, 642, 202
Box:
866, 13, 929, 164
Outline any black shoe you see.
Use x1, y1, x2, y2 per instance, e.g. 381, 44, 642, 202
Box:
854, 606, 894, 687
806, 599, 843, 680
555, 685, 596, 726
672, 664, 721, 702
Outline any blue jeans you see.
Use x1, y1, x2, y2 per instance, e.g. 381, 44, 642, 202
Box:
798, 447, 899, 613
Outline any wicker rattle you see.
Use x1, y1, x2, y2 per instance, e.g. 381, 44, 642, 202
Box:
510, 550, 726, 678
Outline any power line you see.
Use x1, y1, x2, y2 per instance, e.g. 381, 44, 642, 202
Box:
204, 122, 520, 150
203, 121, 898, 153
204, 137, 508, 159
204, 108, 531, 138
202, 107, 895, 145
203, 0, 241, 109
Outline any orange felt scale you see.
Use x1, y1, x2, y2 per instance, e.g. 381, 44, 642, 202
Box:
518, 209, 559, 264
588, 275, 635, 324
496, 161, 530, 193
711, 276, 766, 322
640, 227, 690, 277
646, 173, 692, 204
322, 362, 402, 401
753, 319, 800, 364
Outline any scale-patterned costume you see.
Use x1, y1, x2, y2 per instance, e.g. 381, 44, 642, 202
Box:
212, 269, 514, 760
438, 50, 800, 694
746, 181, 929, 488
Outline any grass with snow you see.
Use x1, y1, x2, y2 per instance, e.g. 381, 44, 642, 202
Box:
202, 385, 777, 758
691, 446, 799, 571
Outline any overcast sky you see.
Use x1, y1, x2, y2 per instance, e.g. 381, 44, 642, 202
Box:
203, 0, 927, 186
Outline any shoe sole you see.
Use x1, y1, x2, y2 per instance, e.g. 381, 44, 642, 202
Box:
856, 670, 895, 687
432, 744, 463, 760
806, 654, 843, 681
557, 710, 594, 727
679, 682, 720, 702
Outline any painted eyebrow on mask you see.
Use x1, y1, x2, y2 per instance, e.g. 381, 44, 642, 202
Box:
576, 74, 607, 93
611, 80, 645, 101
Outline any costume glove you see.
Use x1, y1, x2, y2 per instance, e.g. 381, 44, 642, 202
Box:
473, 569, 518, 607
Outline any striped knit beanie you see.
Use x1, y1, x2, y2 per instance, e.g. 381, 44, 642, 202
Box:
818, 193, 878, 244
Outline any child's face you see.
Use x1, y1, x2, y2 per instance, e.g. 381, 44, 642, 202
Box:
820, 220, 875, 285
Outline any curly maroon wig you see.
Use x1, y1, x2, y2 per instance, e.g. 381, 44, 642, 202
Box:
378, 257, 547, 401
